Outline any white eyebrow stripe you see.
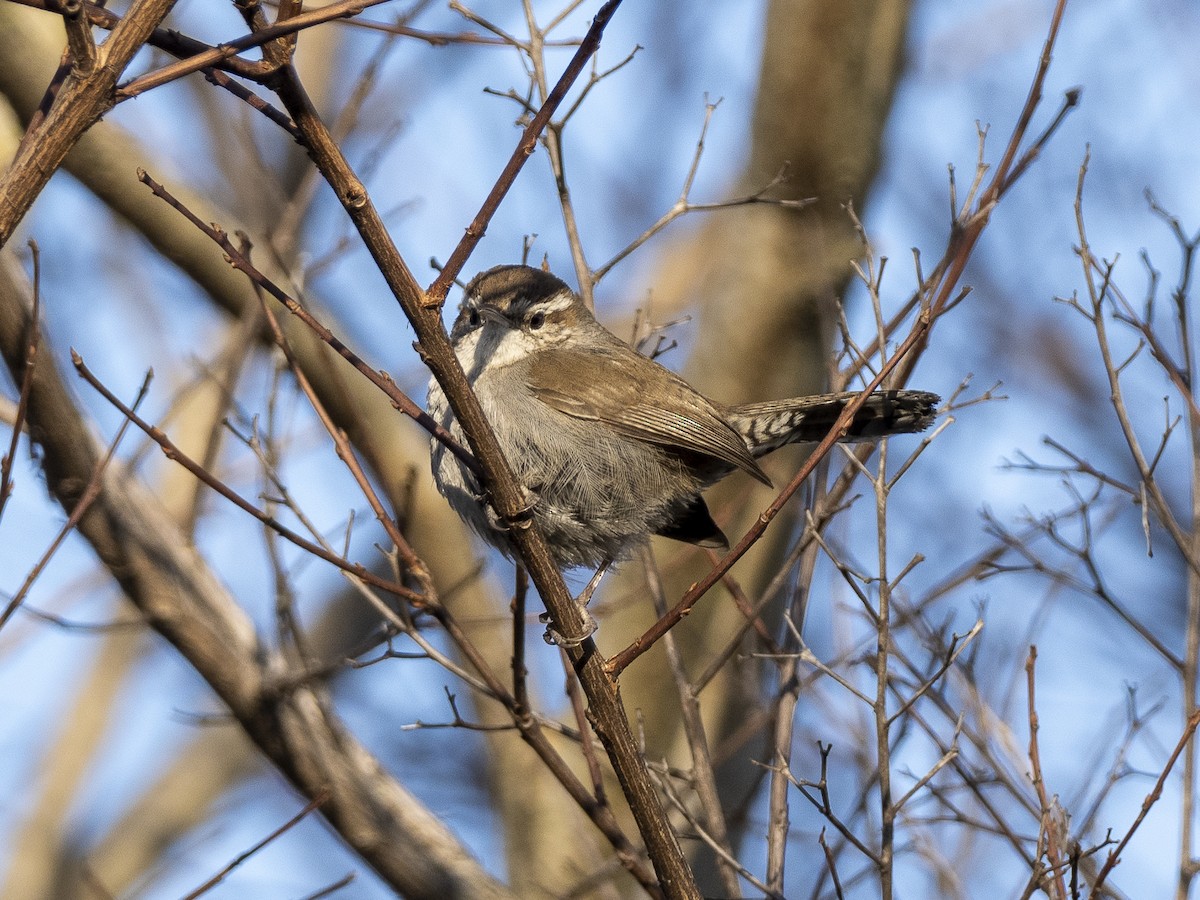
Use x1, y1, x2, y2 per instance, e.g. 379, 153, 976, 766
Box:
538, 291, 575, 314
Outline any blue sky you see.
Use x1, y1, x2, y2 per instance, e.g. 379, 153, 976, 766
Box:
3, 0, 1200, 896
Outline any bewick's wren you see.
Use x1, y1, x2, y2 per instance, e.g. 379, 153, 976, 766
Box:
427, 264, 938, 571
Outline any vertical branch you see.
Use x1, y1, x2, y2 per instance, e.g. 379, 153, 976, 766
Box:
767, 521, 821, 892
1184, 341, 1200, 900
0, 242, 40, 521
765, 671, 797, 893
1159, 201, 1200, 900
511, 566, 530, 709
518, 1, 594, 308
1167, 211, 1200, 900
642, 549, 740, 898
1025, 647, 1067, 899
61, 0, 98, 75
872, 440, 894, 900
260, 359, 312, 665
1076, 160, 1200, 897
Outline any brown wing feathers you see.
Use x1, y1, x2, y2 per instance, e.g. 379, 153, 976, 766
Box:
528, 346, 772, 486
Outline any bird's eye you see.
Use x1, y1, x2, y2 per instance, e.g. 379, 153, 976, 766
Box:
528, 311, 546, 330
466, 308, 481, 327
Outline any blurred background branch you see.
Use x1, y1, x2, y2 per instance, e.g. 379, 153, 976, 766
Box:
1, 0, 1198, 897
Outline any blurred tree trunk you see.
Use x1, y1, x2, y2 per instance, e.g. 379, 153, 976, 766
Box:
456, 2, 914, 895
608, 0, 912, 889
0, 0, 911, 895
0, 8, 498, 896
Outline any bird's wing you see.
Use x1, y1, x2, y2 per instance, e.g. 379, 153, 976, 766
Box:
527, 345, 771, 486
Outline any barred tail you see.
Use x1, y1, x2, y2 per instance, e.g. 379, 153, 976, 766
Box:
727, 390, 940, 456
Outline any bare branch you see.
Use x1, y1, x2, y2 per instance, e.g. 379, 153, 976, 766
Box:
1092, 710, 1200, 892
72, 351, 424, 604
0, 241, 40, 521
181, 794, 329, 900
426, 0, 626, 305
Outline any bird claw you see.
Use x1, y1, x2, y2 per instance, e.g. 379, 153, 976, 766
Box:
538, 560, 609, 647
481, 485, 538, 533
540, 608, 597, 647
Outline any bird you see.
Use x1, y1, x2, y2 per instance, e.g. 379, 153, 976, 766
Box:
427, 264, 939, 580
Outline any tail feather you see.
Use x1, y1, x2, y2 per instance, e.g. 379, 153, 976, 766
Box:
726, 390, 939, 456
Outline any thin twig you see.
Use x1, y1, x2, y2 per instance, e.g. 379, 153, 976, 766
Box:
72, 352, 423, 603
1074, 153, 1200, 580
782, 744, 880, 865
520, 0, 596, 306
0, 241, 41, 521
1092, 710, 1200, 892
818, 829, 848, 900
203, 67, 298, 136
656, 770, 780, 899
425, 0, 625, 305
887, 621, 983, 726
871, 440, 896, 900
641, 548, 741, 897
891, 739, 958, 813
251, 259, 435, 594
296, 872, 356, 899
135, 169, 478, 478
1026, 647, 1068, 900
0, 371, 150, 632
117, 0, 392, 98
181, 793, 329, 899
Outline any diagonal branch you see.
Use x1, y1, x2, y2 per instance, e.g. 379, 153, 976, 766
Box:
425, 0, 624, 306
261, 4, 699, 893
0, 0, 179, 244
116, 0, 391, 98
0, 252, 514, 899
71, 350, 424, 603
608, 0, 1075, 677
